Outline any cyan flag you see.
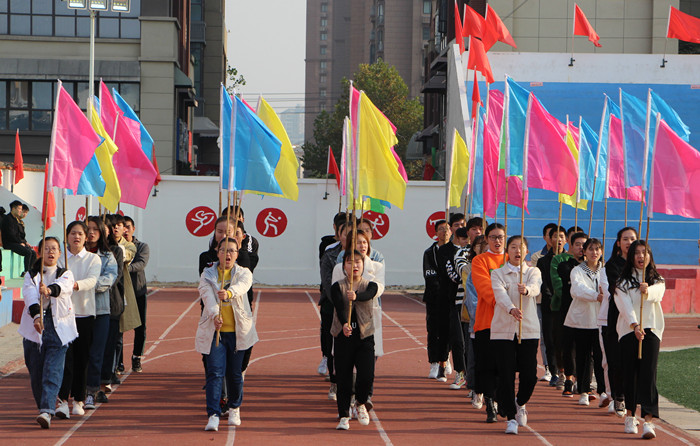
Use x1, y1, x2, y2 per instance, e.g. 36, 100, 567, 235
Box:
578, 118, 598, 201
500, 76, 529, 177
620, 90, 647, 188
113, 89, 154, 162
650, 90, 690, 142
220, 86, 233, 190
472, 108, 486, 216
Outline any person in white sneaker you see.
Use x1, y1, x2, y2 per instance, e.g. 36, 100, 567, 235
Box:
490, 236, 542, 432
18, 237, 77, 428
331, 249, 378, 430
614, 241, 665, 439
195, 237, 256, 431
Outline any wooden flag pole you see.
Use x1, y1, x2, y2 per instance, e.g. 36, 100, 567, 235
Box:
574, 187, 579, 230
38, 182, 52, 334
62, 192, 68, 268
218, 190, 222, 215
588, 177, 597, 236
624, 189, 629, 226
503, 181, 509, 264
638, 213, 651, 359
556, 202, 563, 255
602, 196, 609, 261
216, 190, 233, 347
85, 196, 89, 219
518, 191, 525, 344
347, 199, 358, 326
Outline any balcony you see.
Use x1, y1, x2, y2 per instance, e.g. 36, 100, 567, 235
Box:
191, 20, 206, 43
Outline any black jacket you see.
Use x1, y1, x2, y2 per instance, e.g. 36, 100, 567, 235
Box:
536, 249, 555, 309
437, 242, 461, 305
422, 243, 440, 304
605, 255, 626, 329
128, 237, 149, 297
1, 214, 26, 246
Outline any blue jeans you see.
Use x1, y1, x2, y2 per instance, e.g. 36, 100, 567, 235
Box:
23, 309, 69, 414
87, 314, 110, 393
205, 332, 245, 417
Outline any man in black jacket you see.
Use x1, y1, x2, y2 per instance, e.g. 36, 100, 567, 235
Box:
423, 219, 451, 380
124, 217, 149, 373
1, 200, 36, 274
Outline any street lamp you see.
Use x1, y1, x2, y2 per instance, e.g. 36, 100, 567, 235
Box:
64, 0, 131, 102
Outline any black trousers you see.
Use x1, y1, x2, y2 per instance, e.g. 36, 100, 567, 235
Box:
425, 301, 449, 363
101, 318, 120, 383
5, 242, 37, 273
552, 311, 576, 376
572, 328, 604, 394
334, 332, 374, 418
449, 304, 466, 372
473, 329, 497, 398
602, 325, 624, 401
540, 302, 557, 372
59, 316, 95, 402
132, 293, 147, 357
620, 330, 660, 418
494, 337, 539, 420
320, 299, 335, 382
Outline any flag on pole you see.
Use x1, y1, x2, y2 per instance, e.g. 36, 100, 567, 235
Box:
463, 4, 497, 44
256, 96, 300, 201
574, 4, 602, 47
650, 90, 690, 142
447, 129, 470, 208
48, 81, 102, 192
500, 76, 530, 177
649, 117, 700, 219
14, 129, 24, 184
467, 36, 495, 84
471, 70, 482, 120
619, 89, 647, 189
484, 4, 517, 49
471, 110, 486, 216
89, 100, 122, 211
327, 146, 341, 190
578, 118, 599, 201
558, 122, 588, 209
219, 86, 234, 191
667, 6, 700, 44
607, 114, 643, 201
454, 0, 465, 54
42, 162, 56, 230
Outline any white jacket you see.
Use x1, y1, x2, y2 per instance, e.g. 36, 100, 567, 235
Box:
331, 255, 385, 297
490, 263, 542, 340
59, 248, 101, 317
195, 263, 257, 355
614, 269, 665, 341
565, 264, 610, 329
18, 268, 77, 346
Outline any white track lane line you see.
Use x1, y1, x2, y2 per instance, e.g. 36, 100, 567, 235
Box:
54, 292, 196, 446
647, 419, 695, 445
304, 291, 321, 320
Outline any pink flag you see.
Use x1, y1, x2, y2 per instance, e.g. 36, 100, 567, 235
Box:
48, 82, 102, 192
483, 122, 528, 217
486, 89, 504, 135
525, 94, 578, 195
100, 81, 158, 208
650, 118, 700, 219
607, 115, 643, 201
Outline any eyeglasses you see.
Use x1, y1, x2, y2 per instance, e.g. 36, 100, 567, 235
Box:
43, 247, 60, 253
218, 249, 238, 254
488, 235, 505, 241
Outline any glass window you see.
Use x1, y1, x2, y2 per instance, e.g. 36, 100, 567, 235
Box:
121, 18, 139, 38
10, 0, 29, 13
320, 61, 327, 71
76, 81, 89, 109
321, 3, 327, 12
32, 0, 53, 14
191, 3, 202, 21
32, 15, 53, 36
423, 0, 431, 15
0, 110, 6, 130
320, 103, 326, 112
10, 81, 28, 108
0, 14, 6, 34
377, 3, 384, 17
320, 74, 326, 84
9, 110, 28, 130
99, 17, 119, 37
0, 81, 5, 106
320, 18, 327, 27
55, 16, 75, 36
423, 24, 430, 41
320, 89, 326, 98
0, 0, 7, 13
118, 83, 139, 112
320, 31, 327, 41
62, 81, 74, 99
10, 14, 30, 34
76, 16, 90, 36
32, 82, 52, 109
32, 110, 52, 131
123, 0, 140, 17
320, 46, 326, 55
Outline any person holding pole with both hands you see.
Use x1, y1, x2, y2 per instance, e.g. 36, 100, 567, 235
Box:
491, 236, 542, 435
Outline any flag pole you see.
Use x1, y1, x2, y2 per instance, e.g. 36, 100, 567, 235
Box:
38, 162, 53, 334
639, 89, 652, 235
85, 196, 89, 220
661, 5, 670, 67
348, 196, 357, 326
218, 190, 222, 215
62, 190, 68, 268
556, 202, 563, 255
624, 189, 628, 226
324, 147, 330, 200
569, 7, 576, 66
216, 189, 232, 347
518, 94, 533, 344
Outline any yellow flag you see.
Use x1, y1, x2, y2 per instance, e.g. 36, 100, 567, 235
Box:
448, 129, 470, 208
357, 92, 406, 209
558, 127, 588, 210
89, 103, 121, 211
254, 97, 299, 200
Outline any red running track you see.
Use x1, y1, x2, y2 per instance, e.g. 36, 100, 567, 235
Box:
0, 288, 696, 445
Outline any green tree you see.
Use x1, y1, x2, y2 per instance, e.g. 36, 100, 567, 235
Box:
225, 64, 246, 94
302, 59, 423, 179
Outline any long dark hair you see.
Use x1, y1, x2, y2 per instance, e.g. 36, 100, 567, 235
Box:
87, 216, 110, 254
468, 235, 486, 262
608, 226, 639, 263
617, 240, 663, 291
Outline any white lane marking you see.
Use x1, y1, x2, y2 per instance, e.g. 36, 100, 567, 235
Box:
647, 420, 695, 445
142, 349, 195, 364
304, 291, 321, 320
524, 426, 554, 445
381, 310, 424, 347
253, 290, 261, 323
370, 409, 394, 446
54, 295, 199, 446
395, 292, 425, 306
226, 424, 236, 446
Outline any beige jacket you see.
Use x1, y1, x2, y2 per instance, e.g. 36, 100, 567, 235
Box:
614, 269, 665, 341
490, 263, 542, 340
330, 278, 377, 340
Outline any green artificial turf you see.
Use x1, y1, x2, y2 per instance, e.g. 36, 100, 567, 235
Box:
657, 348, 700, 413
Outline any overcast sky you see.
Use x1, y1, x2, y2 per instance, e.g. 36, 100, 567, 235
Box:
225, 1, 307, 112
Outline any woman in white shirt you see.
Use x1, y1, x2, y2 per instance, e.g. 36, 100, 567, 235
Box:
565, 238, 608, 406
614, 240, 665, 440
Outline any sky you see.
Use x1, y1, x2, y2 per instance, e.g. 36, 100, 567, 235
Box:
225, 0, 307, 112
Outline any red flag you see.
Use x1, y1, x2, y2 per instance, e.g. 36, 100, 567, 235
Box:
484, 5, 517, 50
327, 146, 341, 189
152, 146, 162, 186
667, 6, 700, 44
462, 4, 496, 43
42, 162, 56, 230
454, 0, 465, 54
471, 69, 482, 120
423, 162, 436, 181
574, 4, 602, 47
14, 129, 24, 184
467, 37, 494, 84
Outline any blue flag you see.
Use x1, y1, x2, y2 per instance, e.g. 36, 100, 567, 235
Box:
471, 108, 486, 216
620, 90, 647, 188
219, 86, 233, 190
113, 89, 154, 162
580, 118, 604, 201
650, 90, 690, 142
501, 76, 530, 177
578, 118, 597, 201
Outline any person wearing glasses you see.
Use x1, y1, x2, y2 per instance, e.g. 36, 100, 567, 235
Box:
196, 237, 256, 432
470, 222, 508, 423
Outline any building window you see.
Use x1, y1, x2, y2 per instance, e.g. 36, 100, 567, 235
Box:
423, 24, 430, 41
320, 18, 327, 28
377, 29, 383, 51
321, 3, 328, 13
320, 61, 327, 71
377, 3, 384, 19
320, 103, 326, 112
423, 0, 431, 15
320, 88, 326, 98
320, 31, 327, 41
320, 74, 326, 84
320, 46, 327, 55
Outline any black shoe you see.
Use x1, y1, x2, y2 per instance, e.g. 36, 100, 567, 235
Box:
436, 366, 447, 382
485, 397, 497, 423
220, 398, 229, 416
562, 379, 574, 397
116, 363, 125, 374
96, 391, 109, 403
110, 373, 122, 385
132, 356, 142, 373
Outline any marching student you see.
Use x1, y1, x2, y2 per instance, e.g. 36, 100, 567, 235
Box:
18, 237, 76, 429
566, 238, 607, 406
605, 226, 638, 417
491, 236, 542, 435
330, 250, 379, 430
530, 223, 556, 383
446, 227, 471, 390
471, 222, 507, 423
56, 221, 102, 418
460, 235, 487, 400
614, 240, 665, 439
123, 216, 150, 373
197, 237, 256, 431
199, 216, 237, 275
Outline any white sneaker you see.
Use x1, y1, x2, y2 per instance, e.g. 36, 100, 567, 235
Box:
444, 361, 453, 375
505, 419, 518, 435
356, 404, 370, 426
36, 412, 51, 429
328, 383, 337, 401
578, 394, 590, 406
472, 393, 484, 410
317, 357, 328, 375
540, 366, 552, 382
598, 392, 612, 408
449, 371, 466, 389
336, 417, 350, 430
229, 407, 241, 426
607, 400, 615, 414
55, 400, 70, 419
642, 422, 656, 439
72, 401, 85, 416
624, 416, 639, 434
515, 400, 528, 427
428, 362, 439, 379
205, 414, 219, 431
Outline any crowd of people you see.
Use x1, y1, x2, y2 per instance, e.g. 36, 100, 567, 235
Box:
418, 213, 665, 439
18, 214, 150, 429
